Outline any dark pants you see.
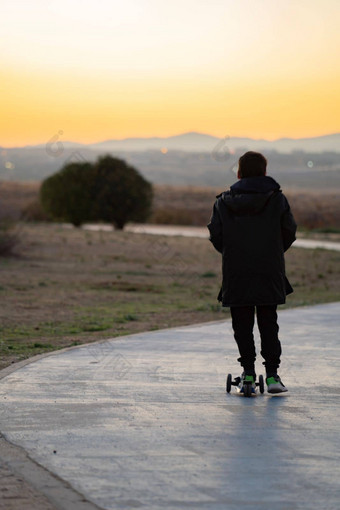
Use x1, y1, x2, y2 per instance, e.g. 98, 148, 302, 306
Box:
230, 305, 282, 376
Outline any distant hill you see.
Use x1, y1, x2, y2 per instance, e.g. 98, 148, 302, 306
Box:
0, 132, 339, 189
88, 131, 340, 153
7, 131, 340, 154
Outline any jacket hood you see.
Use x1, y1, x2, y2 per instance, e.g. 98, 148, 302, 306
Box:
221, 176, 281, 215
230, 175, 280, 194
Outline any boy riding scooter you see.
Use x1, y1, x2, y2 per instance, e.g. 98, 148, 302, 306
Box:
208, 151, 297, 394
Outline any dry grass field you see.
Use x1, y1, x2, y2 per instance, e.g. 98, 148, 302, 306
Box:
0, 181, 39, 220
1, 180, 340, 231
0, 222, 339, 370
152, 184, 340, 231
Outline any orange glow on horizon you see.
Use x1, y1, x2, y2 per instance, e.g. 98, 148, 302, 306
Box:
1, 64, 339, 147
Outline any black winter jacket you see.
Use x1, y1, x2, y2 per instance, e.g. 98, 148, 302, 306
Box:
207, 176, 297, 307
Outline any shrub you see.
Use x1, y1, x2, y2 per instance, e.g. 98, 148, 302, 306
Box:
91, 155, 153, 230
40, 162, 95, 227
39, 155, 153, 230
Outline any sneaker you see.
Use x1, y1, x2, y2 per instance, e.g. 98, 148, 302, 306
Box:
266, 374, 288, 394
239, 373, 256, 394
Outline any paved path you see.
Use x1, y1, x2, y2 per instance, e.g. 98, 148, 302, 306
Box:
0, 303, 339, 510
82, 223, 340, 252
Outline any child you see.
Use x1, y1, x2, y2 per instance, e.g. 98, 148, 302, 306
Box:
208, 151, 297, 393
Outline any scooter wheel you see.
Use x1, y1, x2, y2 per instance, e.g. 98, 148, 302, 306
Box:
226, 373, 232, 393
259, 374, 264, 394
243, 383, 252, 398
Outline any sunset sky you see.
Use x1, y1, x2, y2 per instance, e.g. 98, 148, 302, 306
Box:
1, 0, 339, 147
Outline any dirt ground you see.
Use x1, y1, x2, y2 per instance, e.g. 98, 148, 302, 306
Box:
1, 222, 340, 370
1, 222, 340, 509
0, 461, 57, 510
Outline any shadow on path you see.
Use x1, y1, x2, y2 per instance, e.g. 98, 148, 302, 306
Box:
0, 303, 339, 510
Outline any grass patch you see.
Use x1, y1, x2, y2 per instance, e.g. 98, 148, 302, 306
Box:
0, 223, 339, 369
312, 227, 340, 234
201, 271, 217, 278
31, 342, 53, 349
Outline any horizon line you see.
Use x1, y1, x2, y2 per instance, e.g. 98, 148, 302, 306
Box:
2, 130, 340, 150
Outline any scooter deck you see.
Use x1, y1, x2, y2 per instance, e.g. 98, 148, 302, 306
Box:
226, 373, 265, 397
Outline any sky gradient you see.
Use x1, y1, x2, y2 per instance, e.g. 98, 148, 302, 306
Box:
1, 0, 339, 147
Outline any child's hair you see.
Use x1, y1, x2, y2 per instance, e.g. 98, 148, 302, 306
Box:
238, 151, 267, 178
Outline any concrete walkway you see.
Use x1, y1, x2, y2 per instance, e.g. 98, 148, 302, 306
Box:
82, 223, 340, 252
0, 303, 339, 510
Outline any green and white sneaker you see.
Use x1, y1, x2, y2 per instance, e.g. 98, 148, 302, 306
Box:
266, 375, 288, 394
